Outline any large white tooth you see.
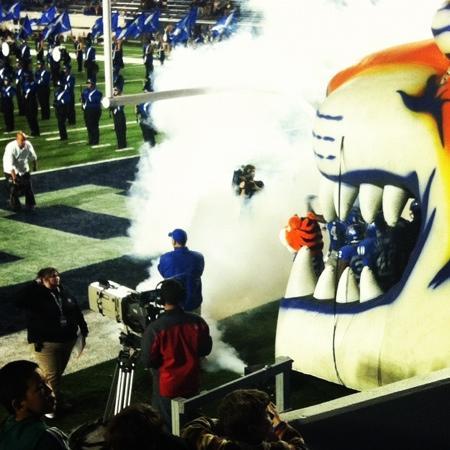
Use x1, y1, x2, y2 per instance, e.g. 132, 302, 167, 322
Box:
333, 182, 359, 220
359, 183, 383, 223
336, 267, 360, 303
284, 247, 317, 298
359, 266, 383, 302
382, 185, 409, 227
314, 264, 336, 300
319, 177, 337, 222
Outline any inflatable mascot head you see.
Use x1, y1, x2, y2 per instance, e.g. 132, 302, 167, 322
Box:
276, 2, 450, 390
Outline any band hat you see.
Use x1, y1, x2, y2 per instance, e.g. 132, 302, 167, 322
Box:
86, 78, 95, 84
168, 228, 187, 244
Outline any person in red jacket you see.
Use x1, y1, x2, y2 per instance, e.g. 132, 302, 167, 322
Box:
141, 279, 212, 429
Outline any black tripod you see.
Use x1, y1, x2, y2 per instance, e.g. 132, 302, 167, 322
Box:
103, 331, 142, 422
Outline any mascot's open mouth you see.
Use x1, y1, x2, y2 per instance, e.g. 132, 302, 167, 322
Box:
275, 17, 450, 390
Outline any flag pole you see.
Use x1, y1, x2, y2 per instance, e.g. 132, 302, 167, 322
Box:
102, 0, 113, 100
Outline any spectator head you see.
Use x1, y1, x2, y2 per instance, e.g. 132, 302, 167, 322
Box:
168, 228, 187, 246
105, 403, 164, 450
217, 389, 272, 445
0, 360, 55, 418
16, 131, 27, 148
159, 278, 185, 306
86, 78, 95, 87
63, 64, 71, 73
37, 267, 61, 289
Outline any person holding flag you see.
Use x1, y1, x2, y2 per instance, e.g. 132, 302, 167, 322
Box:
35, 60, 51, 120
84, 41, 97, 83
143, 37, 154, 78
54, 79, 69, 141
23, 72, 40, 137
0, 76, 16, 132
62, 64, 76, 125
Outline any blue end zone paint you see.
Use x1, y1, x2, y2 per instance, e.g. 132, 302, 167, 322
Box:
280, 171, 438, 315
316, 111, 343, 121
7, 205, 131, 240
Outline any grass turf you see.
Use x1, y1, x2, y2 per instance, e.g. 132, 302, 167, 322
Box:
1, 45, 157, 172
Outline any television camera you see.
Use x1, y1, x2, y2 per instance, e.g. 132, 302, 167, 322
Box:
88, 279, 164, 337
87, 280, 164, 421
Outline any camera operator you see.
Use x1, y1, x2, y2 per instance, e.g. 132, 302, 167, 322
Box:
141, 279, 212, 429
232, 164, 264, 199
16, 267, 88, 417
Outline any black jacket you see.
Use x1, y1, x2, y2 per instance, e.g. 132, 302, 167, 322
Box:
16, 281, 88, 344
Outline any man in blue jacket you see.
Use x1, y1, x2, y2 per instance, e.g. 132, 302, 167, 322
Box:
158, 229, 205, 313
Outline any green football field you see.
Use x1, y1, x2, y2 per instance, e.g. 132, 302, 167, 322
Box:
0, 43, 352, 434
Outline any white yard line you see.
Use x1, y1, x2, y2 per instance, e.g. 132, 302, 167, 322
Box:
91, 143, 111, 148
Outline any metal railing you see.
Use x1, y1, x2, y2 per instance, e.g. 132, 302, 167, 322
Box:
170, 356, 293, 435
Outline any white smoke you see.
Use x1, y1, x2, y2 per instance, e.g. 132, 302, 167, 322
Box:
203, 318, 246, 374
127, 0, 443, 368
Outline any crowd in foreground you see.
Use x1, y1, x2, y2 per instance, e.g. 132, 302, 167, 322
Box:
0, 360, 308, 449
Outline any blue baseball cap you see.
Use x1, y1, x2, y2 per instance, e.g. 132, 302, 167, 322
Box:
168, 228, 187, 245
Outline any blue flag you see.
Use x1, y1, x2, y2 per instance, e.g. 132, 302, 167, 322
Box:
43, 11, 71, 41
36, 5, 57, 25
169, 7, 197, 45
112, 12, 119, 32
116, 13, 144, 40
91, 16, 103, 38
91, 12, 119, 38
3, 2, 21, 21
142, 9, 160, 34
18, 14, 32, 39
211, 9, 237, 39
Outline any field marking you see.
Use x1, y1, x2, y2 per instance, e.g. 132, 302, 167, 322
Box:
91, 143, 111, 149
69, 140, 87, 145
46, 136, 61, 141
115, 147, 134, 152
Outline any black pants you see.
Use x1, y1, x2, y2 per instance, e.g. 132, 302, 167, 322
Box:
85, 62, 97, 83
37, 86, 50, 119
84, 108, 102, 145
4, 172, 36, 210
16, 86, 25, 115
67, 98, 76, 125
77, 53, 83, 72
145, 62, 153, 78
2, 99, 14, 131
140, 122, 156, 147
24, 97, 40, 136
113, 110, 127, 149
55, 104, 68, 140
